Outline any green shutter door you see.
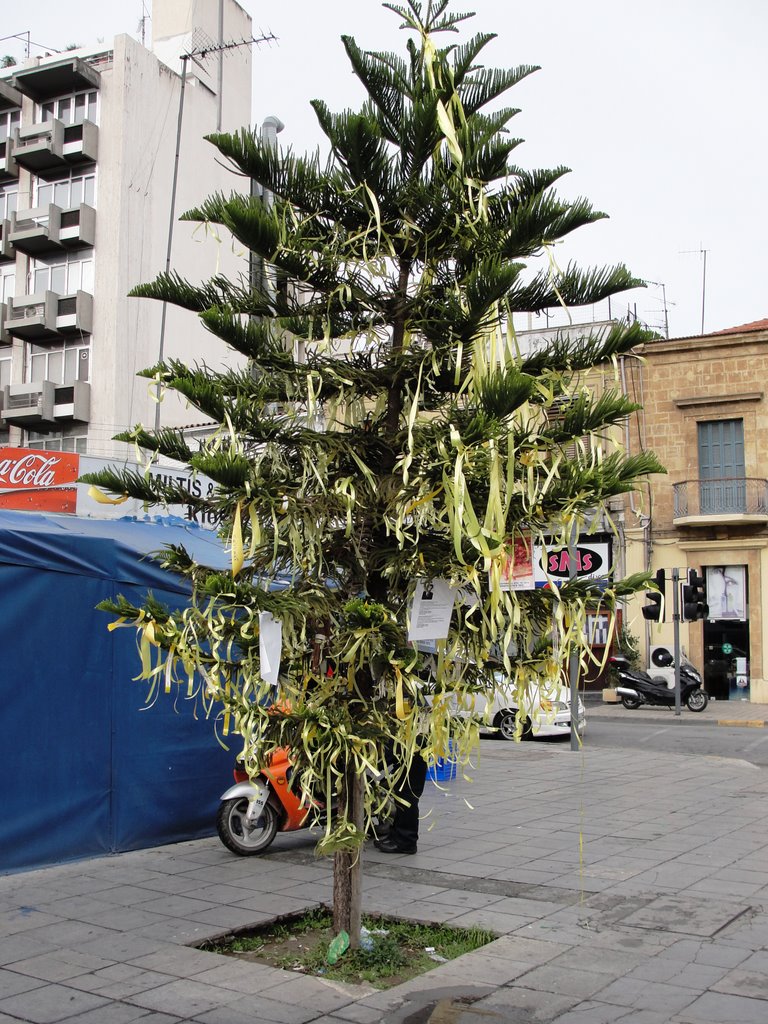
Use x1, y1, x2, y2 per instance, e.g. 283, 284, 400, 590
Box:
698, 419, 745, 513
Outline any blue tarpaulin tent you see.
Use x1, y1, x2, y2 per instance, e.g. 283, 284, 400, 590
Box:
0, 510, 237, 873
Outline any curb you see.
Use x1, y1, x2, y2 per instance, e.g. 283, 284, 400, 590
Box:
716, 719, 765, 728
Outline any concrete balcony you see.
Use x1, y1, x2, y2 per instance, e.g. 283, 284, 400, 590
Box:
5, 290, 93, 341
1, 379, 90, 428
1, 380, 56, 427
9, 203, 95, 255
11, 55, 100, 103
0, 301, 9, 343
0, 218, 13, 261
0, 136, 17, 181
12, 118, 98, 175
673, 478, 768, 526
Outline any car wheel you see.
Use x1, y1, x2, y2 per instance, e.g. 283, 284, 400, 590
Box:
497, 710, 532, 741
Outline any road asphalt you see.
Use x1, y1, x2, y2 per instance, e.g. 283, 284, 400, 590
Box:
2, 712, 768, 1023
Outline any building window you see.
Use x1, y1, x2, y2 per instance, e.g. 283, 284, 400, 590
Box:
698, 419, 746, 514
1, 263, 14, 302
0, 181, 18, 219
35, 166, 96, 209
0, 108, 20, 143
0, 344, 11, 388
27, 340, 90, 386
30, 252, 94, 295
26, 426, 88, 453
40, 90, 98, 126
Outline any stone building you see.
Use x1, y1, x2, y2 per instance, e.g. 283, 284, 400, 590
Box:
624, 319, 768, 703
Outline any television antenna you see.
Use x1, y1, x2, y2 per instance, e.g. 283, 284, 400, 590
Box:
156, 29, 277, 431
645, 280, 671, 338
680, 246, 709, 335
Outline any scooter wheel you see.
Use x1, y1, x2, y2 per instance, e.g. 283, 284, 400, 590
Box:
217, 798, 279, 855
686, 690, 709, 713
621, 696, 642, 710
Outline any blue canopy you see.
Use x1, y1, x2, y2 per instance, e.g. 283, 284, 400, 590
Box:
0, 511, 238, 873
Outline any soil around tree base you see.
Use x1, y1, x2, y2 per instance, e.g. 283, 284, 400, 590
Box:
198, 907, 496, 990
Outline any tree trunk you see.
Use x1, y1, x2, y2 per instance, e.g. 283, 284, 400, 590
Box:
332, 765, 365, 948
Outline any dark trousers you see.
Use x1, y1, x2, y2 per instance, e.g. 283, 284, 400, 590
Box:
388, 747, 428, 847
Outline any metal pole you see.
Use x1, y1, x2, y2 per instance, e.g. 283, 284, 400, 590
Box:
672, 567, 681, 717
155, 55, 188, 433
568, 521, 581, 750
700, 249, 707, 335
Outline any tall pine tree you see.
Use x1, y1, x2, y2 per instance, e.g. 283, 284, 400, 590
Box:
84, 0, 662, 945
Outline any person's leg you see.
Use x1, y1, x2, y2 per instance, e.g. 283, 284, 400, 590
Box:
379, 751, 427, 851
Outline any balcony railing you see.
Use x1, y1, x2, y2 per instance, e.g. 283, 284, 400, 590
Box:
673, 478, 768, 525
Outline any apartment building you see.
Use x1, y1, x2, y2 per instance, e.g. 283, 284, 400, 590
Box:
0, 0, 252, 460
623, 319, 768, 703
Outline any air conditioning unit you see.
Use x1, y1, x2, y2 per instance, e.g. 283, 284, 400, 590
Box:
649, 645, 675, 689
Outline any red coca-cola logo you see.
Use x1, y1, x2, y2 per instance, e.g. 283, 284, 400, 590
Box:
0, 447, 80, 491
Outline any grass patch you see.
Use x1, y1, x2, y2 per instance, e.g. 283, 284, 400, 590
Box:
202, 907, 495, 989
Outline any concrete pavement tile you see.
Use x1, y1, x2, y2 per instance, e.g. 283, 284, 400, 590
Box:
592, 977, 699, 1015
64, 964, 175, 998
513, 963, 613, 1001
548, 1001, 640, 1024
545, 944, 648, 977
125, 977, 240, 1016
192, 960, 290, 994
479, 934, 572, 963
22, 918, 124, 947
0, 969, 46, 999
2, 949, 114, 983
476, 983, 579, 1020
195, 989, 319, 1023
51, 1001, 159, 1022
424, 890, 505, 912
441, 908, 532, 932
711, 950, 768, 999
318, 1002, 392, 1023
131, 918, 230, 944
0, 933, 64, 966
674, 991, 768, 1023
69, 931, 167, 961
187, 906, 275, 930
663, 938, 750, 968
0, 981, 110, 1023
128, 946, 234, 977
619, 895, 750, 937
264, 971, 361, 1013
221, 892, 315, 917
626, 958, 730, 989
425, 952, 532, 986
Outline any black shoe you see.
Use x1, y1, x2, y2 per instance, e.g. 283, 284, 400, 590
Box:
374, 837, 417, 855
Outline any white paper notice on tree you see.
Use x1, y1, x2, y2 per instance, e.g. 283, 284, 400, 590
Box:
407, 579, 456, 642
259, 611, 282, 685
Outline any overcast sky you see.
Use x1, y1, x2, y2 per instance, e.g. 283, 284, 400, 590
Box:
6, 0, 767, 339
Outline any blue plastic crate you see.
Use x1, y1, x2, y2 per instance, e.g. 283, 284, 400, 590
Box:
427, 742, 457, 782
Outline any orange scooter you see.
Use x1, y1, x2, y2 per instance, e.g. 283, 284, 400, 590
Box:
216, 748, 321, 855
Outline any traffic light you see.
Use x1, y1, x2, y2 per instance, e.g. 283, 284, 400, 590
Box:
682, 568, 709, 621
642, 568, 666, 622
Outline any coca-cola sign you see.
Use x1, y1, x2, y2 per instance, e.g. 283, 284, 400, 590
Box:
0, 448, 80, 512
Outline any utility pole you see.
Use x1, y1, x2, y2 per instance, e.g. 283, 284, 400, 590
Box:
672, 567, 682, 717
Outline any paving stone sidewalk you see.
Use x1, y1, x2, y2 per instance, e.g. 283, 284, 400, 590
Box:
589, 698, 768, 726
2, 741, 768, 1023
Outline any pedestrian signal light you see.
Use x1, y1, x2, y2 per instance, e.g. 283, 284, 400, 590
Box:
642, 567, 666, 622
682, 568, 708, 621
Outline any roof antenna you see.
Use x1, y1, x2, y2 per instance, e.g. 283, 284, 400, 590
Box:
680, 245, 709, 335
